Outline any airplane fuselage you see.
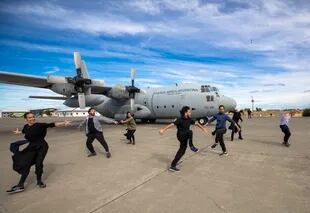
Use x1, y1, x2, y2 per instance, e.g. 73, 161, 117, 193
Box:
84, 83, 236, 123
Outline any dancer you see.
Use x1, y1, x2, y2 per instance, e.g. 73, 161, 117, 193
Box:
120, 112, 136, 145
159, 106, 208, 172
230, 110, 243, 141
79, 108, 117, 157
280, 111, 292, 147
207, 105, 240, 156
7, 112, 70, 194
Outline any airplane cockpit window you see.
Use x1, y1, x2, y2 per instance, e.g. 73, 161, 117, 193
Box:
206, 96, 211, 102
211, 96, 214, 101
201, 85, 210, 93
212, 87, 219, 92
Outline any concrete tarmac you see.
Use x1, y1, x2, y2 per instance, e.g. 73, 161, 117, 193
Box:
0, 117, 309, 213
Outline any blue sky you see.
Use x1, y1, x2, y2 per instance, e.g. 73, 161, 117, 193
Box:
0, 0, 310, 110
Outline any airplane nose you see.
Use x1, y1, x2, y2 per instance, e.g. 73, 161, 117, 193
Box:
219, 96, 237, 111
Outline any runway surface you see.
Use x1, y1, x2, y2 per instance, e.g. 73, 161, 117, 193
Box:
0, 117, 309, 213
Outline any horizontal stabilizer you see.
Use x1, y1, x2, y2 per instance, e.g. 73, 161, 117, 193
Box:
29, 96, 67, 100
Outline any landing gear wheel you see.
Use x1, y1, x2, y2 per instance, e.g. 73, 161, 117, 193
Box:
198, 117, 208, 125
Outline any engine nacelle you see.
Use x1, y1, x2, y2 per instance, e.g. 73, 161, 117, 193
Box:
50, 84, 76, 96
63, 95, 105, 107
107, 85, 129, 100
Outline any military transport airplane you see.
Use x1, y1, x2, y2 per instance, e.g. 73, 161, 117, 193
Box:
0, 52, 236, 125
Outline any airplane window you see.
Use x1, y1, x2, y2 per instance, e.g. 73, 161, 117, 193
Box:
206, 96, 210, 102
211, 96, 214, 101
157, 106, 159, 108
192, 108, 196, 110
172, 105, 174, 108
144, 101, 147, 105
164, 105, 166, 108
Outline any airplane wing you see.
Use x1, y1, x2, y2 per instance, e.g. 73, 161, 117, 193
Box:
90, 85, 112, 95
29, 96, 67, 100
0, 71, 51, 88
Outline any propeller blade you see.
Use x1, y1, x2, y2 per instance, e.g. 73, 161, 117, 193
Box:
130, 68, 136, 86
78, 93, 86, 109
81, 60, 90, 79
74, 52, 82, 77
130, 98, 135, 111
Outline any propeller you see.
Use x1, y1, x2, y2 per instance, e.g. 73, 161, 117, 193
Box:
126, 68, 140, 111
70, 52, 92, 108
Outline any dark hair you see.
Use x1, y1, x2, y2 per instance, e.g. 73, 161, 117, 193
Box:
24, 112, 33, 119
88, 108, 95, 113
180, 106, 190, 117
126, 111, 132, 118
219, 105, 225, 109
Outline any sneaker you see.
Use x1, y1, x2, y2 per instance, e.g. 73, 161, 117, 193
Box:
219, 152, 228, 156
6, 185, 25, 194
211, 143, 217, 149
168, 166, 180, 172
37, 181, 46, 188
132, 142, 135, 145
239, 137, 243, 140
190, 146, 199, 153
87, 152, 97, 157
285, 143, 291, 147
126, 141, 132, 144
106, 152, 111, 158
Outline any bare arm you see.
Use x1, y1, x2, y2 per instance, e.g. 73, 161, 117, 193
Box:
195, 123, 208, 134
55, 120, 71, 127
159, 123, 175, 135
120, 118, 131, 124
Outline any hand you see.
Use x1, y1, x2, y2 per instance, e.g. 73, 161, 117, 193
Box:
13, 128, 21, 134
159, 129, 165, 135
114, 121, 118, 125
64, 120, 71, 126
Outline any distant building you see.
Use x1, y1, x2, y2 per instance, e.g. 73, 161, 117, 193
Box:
52, 109, 100, 117
1, 110, 28, 118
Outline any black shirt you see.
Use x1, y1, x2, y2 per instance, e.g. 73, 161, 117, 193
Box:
232, 112, 243, 123
88, 118, 99, 134
173, 117, 195, 135
22, 123, 55, 147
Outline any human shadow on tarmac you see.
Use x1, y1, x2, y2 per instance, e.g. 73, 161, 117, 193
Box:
249, 138, 283, 147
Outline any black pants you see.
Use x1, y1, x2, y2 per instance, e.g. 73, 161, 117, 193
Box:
215, 128, 227, 152
86, 132, 109, 153
231, 123, 242, 140
126, 129, 136, 143
280, 125, 291, 144
188, 130, 194, 148
171, 133, 189, 167
19, 142, 49, 185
